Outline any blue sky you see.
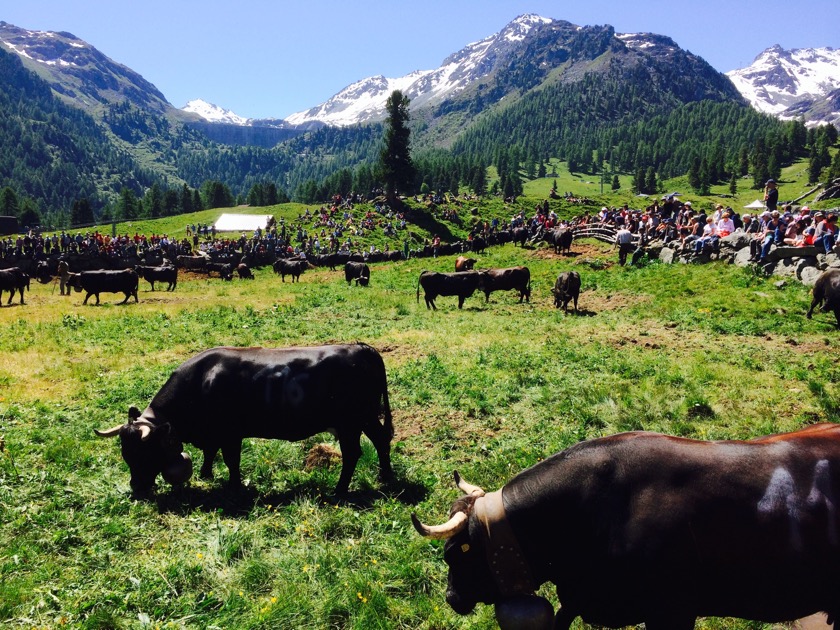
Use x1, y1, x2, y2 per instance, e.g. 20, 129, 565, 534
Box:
3, 0, 838, 119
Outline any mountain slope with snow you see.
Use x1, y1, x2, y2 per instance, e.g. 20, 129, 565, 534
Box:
726, 45, 840, 126
182, 99, 249, 125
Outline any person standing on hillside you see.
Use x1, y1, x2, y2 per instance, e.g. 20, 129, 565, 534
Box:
614, 226, 634, 266
764, 179, 779, 212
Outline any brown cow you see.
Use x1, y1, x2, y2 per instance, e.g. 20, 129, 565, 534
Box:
454, 256, 477, 272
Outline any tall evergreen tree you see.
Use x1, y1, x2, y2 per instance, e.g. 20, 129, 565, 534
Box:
120, 187, 139, 221
0, 187, 20, 216
71, 198, 94, 226
378, 90, 415, 206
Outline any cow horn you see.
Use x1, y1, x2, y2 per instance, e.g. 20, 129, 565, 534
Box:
94, 423, 125, 438
133, 419, 155, 441
454, 471, 485, 497
411, 511, 468, 540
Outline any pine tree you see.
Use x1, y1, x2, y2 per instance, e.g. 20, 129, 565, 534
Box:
645, 167, 657, 195
611, 175, 620, 191
378, 90, 415, 206
71, 198, 94, 226
0, 187, 19, 216
808, 147, 823, 184
120, 188, 139, 220
729, 173, 738, 196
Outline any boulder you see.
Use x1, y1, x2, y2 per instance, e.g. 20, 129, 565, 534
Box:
719, 232, 752, 253
659, 247, 676, 265
795, 257, 819, 280
772, 257, 797, 278
766, 245, 822, 262
733, 248, 754, 268
799, 266, 822, 286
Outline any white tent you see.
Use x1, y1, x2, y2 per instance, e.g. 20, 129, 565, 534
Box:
743, 200, 766, 209
212, 213, 273, 232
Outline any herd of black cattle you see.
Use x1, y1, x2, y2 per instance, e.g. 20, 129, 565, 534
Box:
6, 229, 840, 629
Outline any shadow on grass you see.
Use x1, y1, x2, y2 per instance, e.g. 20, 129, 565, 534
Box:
148, 474, 427, 516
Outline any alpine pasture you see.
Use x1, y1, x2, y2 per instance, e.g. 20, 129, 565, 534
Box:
1, 200, 838, 629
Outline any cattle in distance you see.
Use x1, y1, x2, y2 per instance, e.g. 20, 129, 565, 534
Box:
273, 258, 309, 283
0, 267, 30, 305
95, 343, 394, 496
68, 269, 139, 305
807, 268, 840, 328
344, 261, 370, 286
413, 425, 840, 629
416, 270, 480, 310
135, 264, 177, 291
551, 270, 581, 313
476, 267, 531, 304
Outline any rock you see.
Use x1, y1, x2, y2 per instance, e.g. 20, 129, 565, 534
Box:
772, 258, 797, 278
774, 280, 787, 289
799, 266, 822, 286
733, 248, 754, 267
659, 247, 676, 264
795, 258, 819, 280
767, 245, 822, 262
719, 232, 752, 252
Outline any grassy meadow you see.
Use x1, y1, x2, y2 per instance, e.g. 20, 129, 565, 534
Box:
1, 223, 838, 630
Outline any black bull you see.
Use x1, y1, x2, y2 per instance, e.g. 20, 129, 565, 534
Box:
136, 265, 178, 291
551, 270, 580, 312
68, 269, 139, 305
95, 343, 394, 496
416, 270, 479, 310
414, 425, 840, 630
344, 261, 370, 286
477, 266, 531, 303
0, 267, 30, 305
807, 268, 840, 328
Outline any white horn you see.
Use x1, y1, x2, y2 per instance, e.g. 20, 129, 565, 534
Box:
411, 511, 468, 540
94, 424, 125, 438
133, 419, 155, 441
454, 470, 485, 497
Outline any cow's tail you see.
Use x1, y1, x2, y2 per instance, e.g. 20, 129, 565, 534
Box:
381, 373, 394, 440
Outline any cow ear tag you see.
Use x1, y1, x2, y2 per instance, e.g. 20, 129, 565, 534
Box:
461, 543, 470, 553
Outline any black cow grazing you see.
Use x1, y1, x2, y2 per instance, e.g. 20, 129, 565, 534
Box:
95, 343, 393, 496
205, 262, 233, 280
273, 259, 309, 283
68, 269, 139, 305
0, 267, 30, 305
416, 270, 480, 310
551, 270, 581, 313
344, 261, 370, 286
414, 424, 840, 630
454, 256, 476, 272
807, 268, 840, 328
236, 263, 254, 279
136, 264, 178, 291
476, 267, 531, 303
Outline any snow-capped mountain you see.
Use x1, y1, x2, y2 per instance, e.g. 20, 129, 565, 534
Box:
726, 45, 840, 126
0, 20, 177, 117
183, 99, 249, 125
283, 14, 553, 126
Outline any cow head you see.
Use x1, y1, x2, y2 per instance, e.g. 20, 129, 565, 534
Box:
412, 473, 554, 629
95, 406, 193, 492
67, 274, 83, 293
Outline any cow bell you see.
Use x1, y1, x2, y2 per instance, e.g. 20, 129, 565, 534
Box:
495, 595, 554, 630
162, 452, 193, 485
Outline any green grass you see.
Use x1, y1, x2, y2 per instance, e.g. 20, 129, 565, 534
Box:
2, 245, 837, 629
2, 178, 839, 628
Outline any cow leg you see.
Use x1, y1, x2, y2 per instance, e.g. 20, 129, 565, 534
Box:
807, 295, 821, 319
83, 292, 91, 305
362, 420, 393, 483
335, 433, 362, 495
221, 441, 243, 486
458, 295, 466, 309
200, 447, 218, 479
